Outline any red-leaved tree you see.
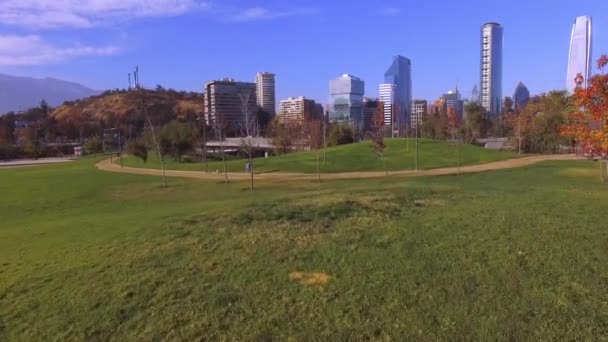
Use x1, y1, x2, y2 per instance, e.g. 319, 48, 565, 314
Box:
561, 54, 608, 180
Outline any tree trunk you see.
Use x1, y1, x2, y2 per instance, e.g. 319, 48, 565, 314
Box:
383, 155, 388, 177
316, 149, 321, 183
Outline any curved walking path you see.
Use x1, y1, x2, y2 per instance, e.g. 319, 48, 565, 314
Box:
95, 154, 582, 181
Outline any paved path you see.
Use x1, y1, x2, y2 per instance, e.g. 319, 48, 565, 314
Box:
95, 154, 582, 181
0, 157, 73, 168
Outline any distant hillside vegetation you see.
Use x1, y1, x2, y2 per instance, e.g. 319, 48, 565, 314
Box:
51, 89, 204, 124
0, 74, 99, 113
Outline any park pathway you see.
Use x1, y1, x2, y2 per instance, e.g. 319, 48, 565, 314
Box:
95, 154, 582, 181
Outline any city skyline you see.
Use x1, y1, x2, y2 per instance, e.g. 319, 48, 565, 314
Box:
0, 1, 606, 105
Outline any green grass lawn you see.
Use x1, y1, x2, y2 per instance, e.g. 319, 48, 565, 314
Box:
118, 138, 517, 173
1, 158, 608, 340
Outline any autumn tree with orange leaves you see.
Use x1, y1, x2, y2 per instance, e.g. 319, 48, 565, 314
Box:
561, 55, 608, 181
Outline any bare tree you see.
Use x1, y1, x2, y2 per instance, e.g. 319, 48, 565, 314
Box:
448, 107, 461, 176
140, 91, 167, 188
239, 91, 254, 191
201, 116, 208, 173
213, 114, 229, 184
306, 120, 323, 183
371, 102, 388, 176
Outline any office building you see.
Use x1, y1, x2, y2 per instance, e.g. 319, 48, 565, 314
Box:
411, 100, 428, 128
444, 89, 464, 121
566, 16, 592, 92
379, 83, 396, 127
363, 98, 380, 133
256, 72, 276, 116
384, 55, 412, 128
513, 82, 530, 111
203, 78, 257, 136
329, 74, 365, 130
471, 84, 480, 103
481, 22, 503, 117
277, 97, 323, 124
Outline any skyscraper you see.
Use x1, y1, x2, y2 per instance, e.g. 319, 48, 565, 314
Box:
480, 22, 503, 117
379, 83, 395, 127
329, 74, 365, 130
255, 72, 276, 116
444, 89, 464, 121
566, 16, 592, 93
384, 56, 412, 129
471, 84, 480, 104
513, 82, 530, 111
203, 78, 257, 136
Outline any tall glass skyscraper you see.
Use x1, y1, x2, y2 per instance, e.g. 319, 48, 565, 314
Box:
513, 82, 530, 111
566, 16, 592, 93
384, 56, 412, 129
480, 22, 503, 117
329, 74, 365, 130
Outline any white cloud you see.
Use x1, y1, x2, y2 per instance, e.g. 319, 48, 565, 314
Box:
0, 0, 211, 29
224, 7, 319, 22
380, 7, 401, 16
0, 34, 120, 66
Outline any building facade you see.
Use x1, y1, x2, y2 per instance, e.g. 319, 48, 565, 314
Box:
329, 74, 365, 130
566, 16, 592, 93
203, 78, 257, 136
256, 72, 276, 116
277, 97, 323, 124
513, 82, 530, 111
444, 89, 464, 121
378, 83, 395, 127
384, 55, 412, 129
362, 98, 380, 133
411, 100, 428, 128
480, 22, 503, 117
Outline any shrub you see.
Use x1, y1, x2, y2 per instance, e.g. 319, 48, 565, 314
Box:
127, 140, 148, 163
23, 141, 45, 159
84, 136, 103, 155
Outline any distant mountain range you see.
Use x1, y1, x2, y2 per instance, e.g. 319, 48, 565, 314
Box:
0, 74, 100, 114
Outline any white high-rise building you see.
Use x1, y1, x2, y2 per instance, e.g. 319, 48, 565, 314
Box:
567, 16, 592, 93
379, 83, 395, 127
480, 22, 503, 117
411, 100, 427, 128
256, 72, 276, 116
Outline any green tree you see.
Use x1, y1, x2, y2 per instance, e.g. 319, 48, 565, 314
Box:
328, 123, 354, 146
127, 139, 148, 163
158, 120, 195, 161
461, 102, 490, 143
84, 136, 103, 155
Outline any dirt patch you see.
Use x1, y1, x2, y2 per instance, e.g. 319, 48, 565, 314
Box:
289, 272, 332, 286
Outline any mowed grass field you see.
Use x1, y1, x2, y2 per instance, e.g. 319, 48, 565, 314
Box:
119, 138, 517, 173
1, 158, 608, 340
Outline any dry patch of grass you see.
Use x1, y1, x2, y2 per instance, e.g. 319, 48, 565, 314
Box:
560, 167, 597, 177
289, 272, 332, 286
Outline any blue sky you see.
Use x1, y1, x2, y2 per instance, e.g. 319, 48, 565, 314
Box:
0, 0, 606, 105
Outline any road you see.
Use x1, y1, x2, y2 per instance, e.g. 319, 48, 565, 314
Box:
95, 154, 582, 181
0, 157, 73, 168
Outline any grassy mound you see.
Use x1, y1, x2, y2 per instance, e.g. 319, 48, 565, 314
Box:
119, 138, 517, 173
